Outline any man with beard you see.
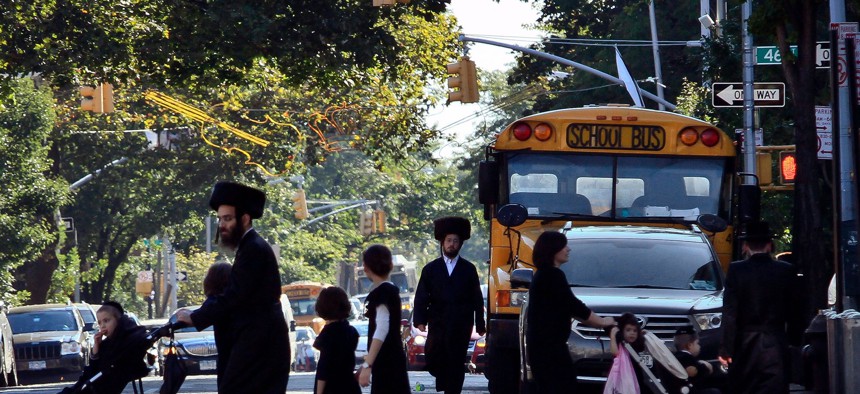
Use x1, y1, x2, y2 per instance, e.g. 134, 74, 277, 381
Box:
413, 216, 485, 394
177, 181, 289, 393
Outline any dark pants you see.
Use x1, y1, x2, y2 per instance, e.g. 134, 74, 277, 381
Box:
426, 328, 471, 394
530, 344, 576, 394
728, 331, 789, 394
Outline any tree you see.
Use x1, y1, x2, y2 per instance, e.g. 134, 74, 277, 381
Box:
0, 78, 70, 305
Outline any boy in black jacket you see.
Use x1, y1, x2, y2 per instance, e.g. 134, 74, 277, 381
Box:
59, 302, 150, 394
670, 327, 721, 394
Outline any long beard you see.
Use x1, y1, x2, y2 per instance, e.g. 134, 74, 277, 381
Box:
442, 245, 461, 259
219, 224, 245, 250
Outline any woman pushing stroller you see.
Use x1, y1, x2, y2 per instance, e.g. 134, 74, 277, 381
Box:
59, 302, 151, 394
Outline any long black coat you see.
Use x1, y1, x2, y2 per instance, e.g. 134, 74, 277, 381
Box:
526, 266, 592, 394
69, 315, 150, 394
721, 253, 802, 394
313, 320, 361, 394
366, 282, 411, 394
191, 229, 290, 394
413, 257, 484, 393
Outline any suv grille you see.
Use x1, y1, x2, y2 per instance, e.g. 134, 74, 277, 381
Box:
15, 343, 61, 360
574, 314, 694, 340
181, 342, 218, 357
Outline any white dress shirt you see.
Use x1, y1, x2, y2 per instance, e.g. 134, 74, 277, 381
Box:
443, 255, 459, 276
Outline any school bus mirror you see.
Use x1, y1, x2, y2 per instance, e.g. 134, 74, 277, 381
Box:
737, 184, 761, 224
496, 204, 528, 228
756, 153, 773, 185
696, 213, 728, 233
510, 268, 534, 289
478, 161, 499, 205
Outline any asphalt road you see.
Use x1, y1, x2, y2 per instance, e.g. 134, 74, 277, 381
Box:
0, 371, 492, 394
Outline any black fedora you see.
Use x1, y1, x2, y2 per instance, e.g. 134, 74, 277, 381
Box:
739, 221, 775, 241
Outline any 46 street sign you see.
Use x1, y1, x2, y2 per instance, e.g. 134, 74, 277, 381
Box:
712, 82, 786, 108
754, 42, 830, 68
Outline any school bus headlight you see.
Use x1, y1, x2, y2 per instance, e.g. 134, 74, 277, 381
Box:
512, 122, 532, 141
700, 128, 720, 147
680, 127, 699, 146
693, 312, 722, 330
534, 123, 553, 141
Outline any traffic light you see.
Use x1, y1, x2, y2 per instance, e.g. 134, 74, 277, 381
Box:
779, 151, 797, 184
291, 189, 309, 220
80, 83, 114, 113
446, 57, 479, 104
359, 210, 374, 236
373, 209, 386, 233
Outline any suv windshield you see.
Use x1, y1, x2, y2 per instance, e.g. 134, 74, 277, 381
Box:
9, 311, 79, 333
561, 238, 721, 291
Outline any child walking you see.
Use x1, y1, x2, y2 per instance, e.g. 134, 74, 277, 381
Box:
313, 286, 361, 394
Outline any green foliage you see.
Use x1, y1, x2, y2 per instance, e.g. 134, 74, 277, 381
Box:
47, 248, 81, 304
175, 248, 219, 308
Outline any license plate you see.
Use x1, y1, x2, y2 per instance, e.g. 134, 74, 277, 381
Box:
28, 361, 46, 370
640, 354, 653, 368
199, 359, 216, 371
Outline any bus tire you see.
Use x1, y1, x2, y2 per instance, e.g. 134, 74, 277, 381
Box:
486, 352, 518, 394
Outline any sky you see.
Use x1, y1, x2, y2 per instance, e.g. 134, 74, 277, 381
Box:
429, 0, 541, 159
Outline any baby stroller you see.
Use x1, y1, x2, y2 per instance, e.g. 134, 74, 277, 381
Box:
59, 322, 188, 394
606, 332, 692, 394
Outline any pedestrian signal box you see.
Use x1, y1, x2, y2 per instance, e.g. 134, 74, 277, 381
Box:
779, 151, 797, 184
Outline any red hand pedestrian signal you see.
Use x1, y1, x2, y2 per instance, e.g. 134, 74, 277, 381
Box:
779, 151, 797, 184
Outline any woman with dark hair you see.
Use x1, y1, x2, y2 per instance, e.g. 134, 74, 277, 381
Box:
526, 231, 616, 393
357, 244, 410, 393
313, 286, 361, 394
202, 262, 233, 387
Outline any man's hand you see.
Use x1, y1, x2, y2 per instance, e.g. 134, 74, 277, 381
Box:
718, 356, 732, 367
415, 324, 426, 332
176, 309, 193, 325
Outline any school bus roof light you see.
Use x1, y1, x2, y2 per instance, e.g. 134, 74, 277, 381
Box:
512, 122, 532, 141
534, 123, 553, 141
701, 128, 720, 147
680, 127, 699, 146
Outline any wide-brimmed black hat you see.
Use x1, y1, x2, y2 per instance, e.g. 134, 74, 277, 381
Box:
739, 221, 775, 241
433, 216, 471, 242
208, 181, 266, 219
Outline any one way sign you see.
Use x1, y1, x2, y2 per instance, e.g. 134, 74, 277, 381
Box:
712, 82, 786, 108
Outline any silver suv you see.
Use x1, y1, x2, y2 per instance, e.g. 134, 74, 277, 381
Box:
518, 225, 724, 387
8, 304, 90, 374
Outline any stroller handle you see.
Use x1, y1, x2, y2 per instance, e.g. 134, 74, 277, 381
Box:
146, 321, 189, 341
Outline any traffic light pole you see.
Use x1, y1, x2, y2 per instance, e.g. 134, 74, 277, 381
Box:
299, 200, 378, 228
459, 34, 678, 111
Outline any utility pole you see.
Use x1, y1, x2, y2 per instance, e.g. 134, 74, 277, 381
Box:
648, 1, 666, 110
741, 0, 757, 185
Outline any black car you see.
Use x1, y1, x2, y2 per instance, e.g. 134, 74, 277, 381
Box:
518, 225, 724, 386
159, 307, 217, 375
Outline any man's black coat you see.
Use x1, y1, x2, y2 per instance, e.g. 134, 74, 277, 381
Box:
413, 257, 485, 393
721, 252, 803, 394
192, 229, 290, 394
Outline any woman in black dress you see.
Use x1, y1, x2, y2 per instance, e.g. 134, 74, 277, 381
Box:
313, 286, 361, 394
526, 231, 616, 393
357, 244, 411, 393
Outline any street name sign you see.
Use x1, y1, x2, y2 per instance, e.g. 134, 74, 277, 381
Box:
754, 42, 830, 68
712, 82, 786, 108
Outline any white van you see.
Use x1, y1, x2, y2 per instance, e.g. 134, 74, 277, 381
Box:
280, 294, 298, 366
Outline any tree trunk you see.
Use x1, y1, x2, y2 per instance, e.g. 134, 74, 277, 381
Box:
22, 240, 60, 304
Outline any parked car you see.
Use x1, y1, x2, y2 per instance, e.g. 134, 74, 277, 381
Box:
280, 294, 297, 368
292, 326, 319, 372
352, 320, 369, 365
470, 336, 486, 374
7, 304, 90, 375
159, 307, 217, 375
0, 301, 18, 387
517, 225, 725, 387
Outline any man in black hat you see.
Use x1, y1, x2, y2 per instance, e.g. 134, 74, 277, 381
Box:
413, 216, 485, 394
177, 181, 289, 393
719, 221, 802, 394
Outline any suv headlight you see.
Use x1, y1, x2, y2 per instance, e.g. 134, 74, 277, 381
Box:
693, 313, 722, 330
414, 335, 426, 346
61, 341, 81, 355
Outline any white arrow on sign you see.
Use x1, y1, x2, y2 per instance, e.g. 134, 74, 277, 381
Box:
817, 43, 830, 67
174, 271, 187, 282
717, 85, 742, 104
712, 82, 785, 107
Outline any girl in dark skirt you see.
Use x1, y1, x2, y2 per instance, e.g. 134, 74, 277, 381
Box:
313, 286, 361, 394
357, 244, 411, 394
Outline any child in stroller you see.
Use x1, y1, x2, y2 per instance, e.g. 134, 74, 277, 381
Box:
605, 313, 691, 394
58, 302, 151, 394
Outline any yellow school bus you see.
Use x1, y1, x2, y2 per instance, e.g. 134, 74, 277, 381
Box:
281, 281, 329, 334
477, 105, 742, 393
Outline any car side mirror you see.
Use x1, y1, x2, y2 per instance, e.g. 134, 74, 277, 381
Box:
83, 322, 95, 332
510, 268, 534, 289
290, 320, 297, 332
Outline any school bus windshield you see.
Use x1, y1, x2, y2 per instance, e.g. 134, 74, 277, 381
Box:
505, 153, 731, 221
